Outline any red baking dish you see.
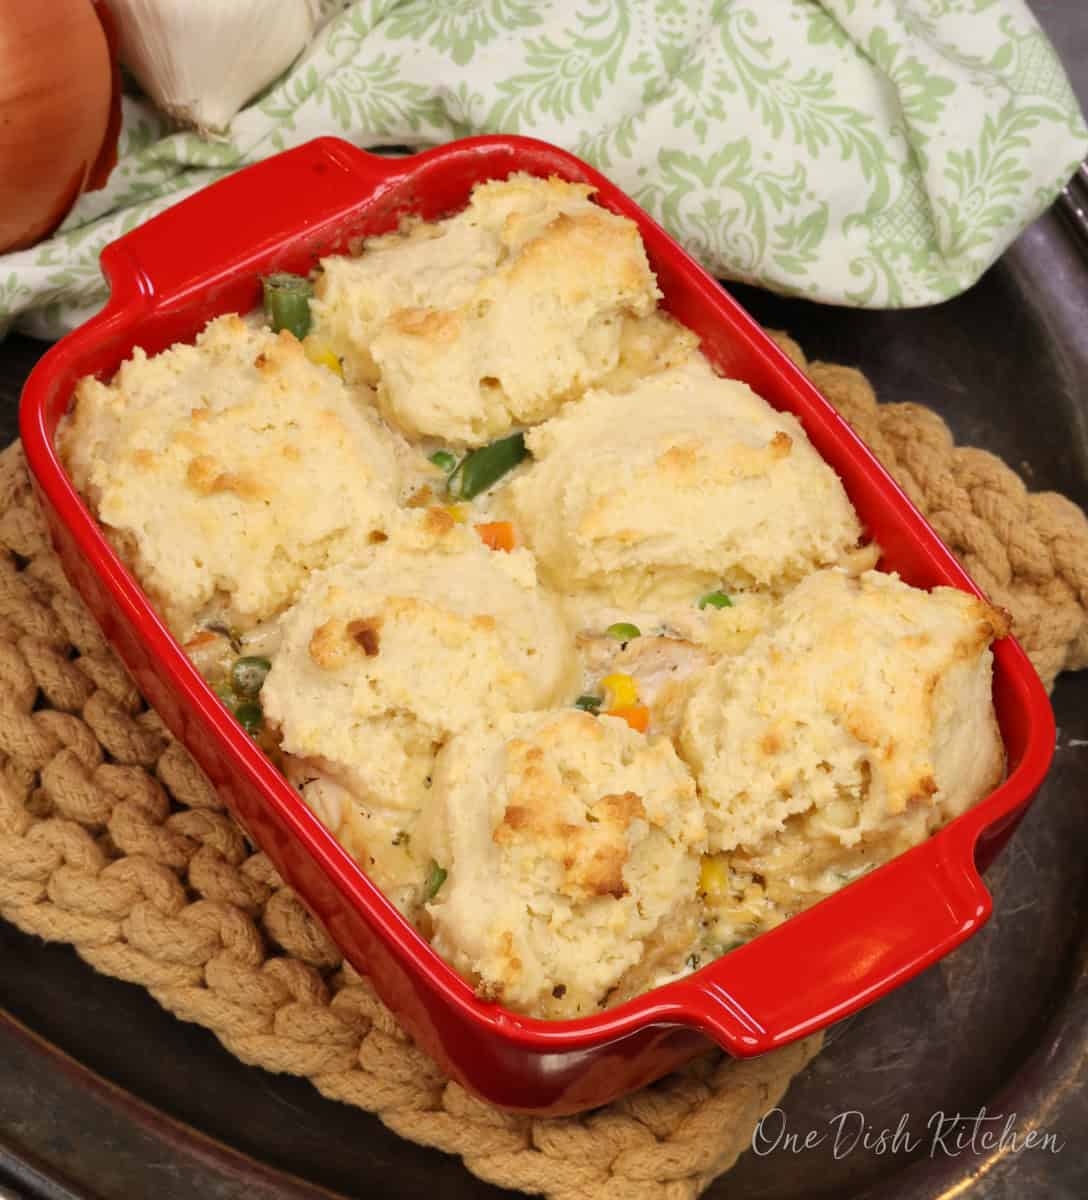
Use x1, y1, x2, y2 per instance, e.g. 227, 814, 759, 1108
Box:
20, 136, 1055, 1116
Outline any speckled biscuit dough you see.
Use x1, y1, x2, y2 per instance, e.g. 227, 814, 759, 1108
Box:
58, 314, 402, 639
505, 354, 864, 609
311, 173, 663, 444
416, 709, 707, 1018
681, 568, 1008, 857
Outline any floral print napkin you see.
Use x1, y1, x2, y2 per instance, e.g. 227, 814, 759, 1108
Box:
2, 0, 1085, 338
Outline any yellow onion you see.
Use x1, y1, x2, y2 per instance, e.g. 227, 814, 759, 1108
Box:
0, 1, 120, 254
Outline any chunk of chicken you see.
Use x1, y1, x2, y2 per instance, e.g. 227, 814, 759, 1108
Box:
577, 633, 710, 739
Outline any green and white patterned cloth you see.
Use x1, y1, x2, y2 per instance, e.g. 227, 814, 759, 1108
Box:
2, 0, 1085, 338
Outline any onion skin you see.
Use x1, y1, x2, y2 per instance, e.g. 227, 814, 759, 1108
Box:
0, 0, 119, 254
88, 0, 123, 191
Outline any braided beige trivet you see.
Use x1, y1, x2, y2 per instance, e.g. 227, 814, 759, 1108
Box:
2, 336, 1087, 1200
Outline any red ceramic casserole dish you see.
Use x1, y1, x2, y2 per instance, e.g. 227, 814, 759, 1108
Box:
20, 136, 1055, 1116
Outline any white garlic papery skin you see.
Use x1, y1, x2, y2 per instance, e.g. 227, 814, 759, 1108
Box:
107, 0, 322, 134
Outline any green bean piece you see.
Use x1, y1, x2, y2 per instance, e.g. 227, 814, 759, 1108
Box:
423, 860, 448, 902
447, 432, 527, 500
574, 694, 602, 714
235, 702, 264, 736
213, 682, 240, 710
429, 449, 458, 474
231, 655, 272, 698
697, 590, 733, 610
262, 273, 313, 340
605, 622, 641, 642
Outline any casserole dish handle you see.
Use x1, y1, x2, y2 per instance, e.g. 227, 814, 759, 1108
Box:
672, 823, 993, 1054
97, 139, 404, 311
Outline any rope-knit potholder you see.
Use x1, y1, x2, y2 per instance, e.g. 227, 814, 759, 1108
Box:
2, 335, 1087, 1200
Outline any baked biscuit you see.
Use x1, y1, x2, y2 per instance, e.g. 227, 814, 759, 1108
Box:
312, 174, 616, 384
311, 173, 662, 444
593, 309, 699, 395
505, 355, 863, 608
58, 314, 401, 639
417, 709, 706, 1018
681, 568, 1007, 856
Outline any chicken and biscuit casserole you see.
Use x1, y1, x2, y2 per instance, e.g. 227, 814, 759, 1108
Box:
60, 174, 1008, 1018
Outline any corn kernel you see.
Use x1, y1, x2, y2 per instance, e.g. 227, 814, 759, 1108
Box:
304, 338, 344, 377
600, 672, 638, 709
445, 504, 469, 524
699, 855, 730, 899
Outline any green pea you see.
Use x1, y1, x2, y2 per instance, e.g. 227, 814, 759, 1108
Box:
423, 860, 448, 902
574, 694, 602, 714
697, 590, 733, 610
429, 449, 458, 473
605, 622, 641, 642
235, 702, 264, 736
262, 272, 313, 340
447, 433, 527, 500
231, 655, 271, 698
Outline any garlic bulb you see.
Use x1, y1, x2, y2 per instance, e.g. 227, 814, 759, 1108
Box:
106, 0, 322, 134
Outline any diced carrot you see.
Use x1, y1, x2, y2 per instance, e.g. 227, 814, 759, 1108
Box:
183, 631, 220, 651
607, 704, 650, 733
475, 521, 517, 552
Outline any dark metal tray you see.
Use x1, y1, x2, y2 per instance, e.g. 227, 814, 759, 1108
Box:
2, 6, 1086, 1190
